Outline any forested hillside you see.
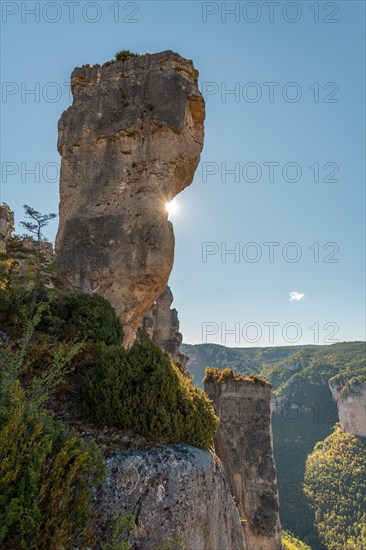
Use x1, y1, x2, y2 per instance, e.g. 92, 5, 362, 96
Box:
304, 426, 366, 549
182, 341, 366, 547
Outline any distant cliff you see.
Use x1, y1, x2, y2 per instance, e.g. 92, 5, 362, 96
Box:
329, 374, 366, 437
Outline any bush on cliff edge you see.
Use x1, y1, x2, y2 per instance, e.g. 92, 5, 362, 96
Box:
115, 50, 139, 62
80, 330, 218, 450
48, 292, 124, 346
0, 309, 105, 549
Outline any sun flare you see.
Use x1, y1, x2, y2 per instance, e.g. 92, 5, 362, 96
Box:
165, 200, 178, 217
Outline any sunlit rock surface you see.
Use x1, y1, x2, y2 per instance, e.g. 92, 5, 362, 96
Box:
56, 51, 205, 345
330, 376, 366, 437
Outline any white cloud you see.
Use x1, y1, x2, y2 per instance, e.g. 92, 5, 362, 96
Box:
289, 291, 305, 302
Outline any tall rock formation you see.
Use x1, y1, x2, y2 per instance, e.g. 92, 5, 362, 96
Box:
141, 285, 186, 364
55, 51, 204, 344
0, 204, 14, 253
204, 371, 282, 550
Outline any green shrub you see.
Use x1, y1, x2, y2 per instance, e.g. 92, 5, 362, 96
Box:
178, 380, 219, 450
1, 248, 123, 346
0, 285, 35, 335
49, 293, 124, 346
0, 312, 105, 549
153, 536, 183, 550
0, 382, 104, 549
204, 367, 270, 386
0, 384, 104, 549
81, 345, 131, 426
80, 331, 218, 450
102, 513, 136, 550
115, 50, 139, 62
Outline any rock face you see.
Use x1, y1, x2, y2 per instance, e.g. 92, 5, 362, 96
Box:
329, 376, 366, 437
204, 375, 282, 550
0, 205, 14, 253
141, 285, 186, 363
55, 51, 205, 345
329, 375, 348, 402
92, 444, 246, 550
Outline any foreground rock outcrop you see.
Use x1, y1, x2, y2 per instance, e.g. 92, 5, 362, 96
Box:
56, 51, 205, 345
204, 373, 282, 550
92, 444, 246, 550
329, 376, 366, 437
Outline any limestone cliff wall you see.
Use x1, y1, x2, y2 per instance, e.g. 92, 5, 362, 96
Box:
329, 376, 366, 437
55, 51, 205, 345
92, 444, 246, 550
329, 375, 348, 402
204, 375, 282, 550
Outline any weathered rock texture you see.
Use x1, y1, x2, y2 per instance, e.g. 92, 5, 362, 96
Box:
141, 285, 186, 363
0, 205, 14, 253
55, 51, 205, 345
204, 375, 282, 550
329, 376, 366, 437
92, 444, 246, 550
329, 375, 349, 403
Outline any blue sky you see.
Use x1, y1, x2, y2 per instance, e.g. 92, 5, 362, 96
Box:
1, 1, 365, 346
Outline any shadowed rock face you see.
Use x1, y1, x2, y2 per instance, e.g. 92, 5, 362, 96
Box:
56, 51, 205, 344
141, 285, 186, 363
204, 376, 282, 550
92, 444, 246, 550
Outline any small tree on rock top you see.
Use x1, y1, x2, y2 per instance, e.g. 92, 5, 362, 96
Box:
20, 205, 56, 249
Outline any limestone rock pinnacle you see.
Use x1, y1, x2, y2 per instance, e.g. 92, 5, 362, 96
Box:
56, 51, 205, 344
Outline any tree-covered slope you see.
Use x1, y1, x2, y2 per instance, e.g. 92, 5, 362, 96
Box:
282, 530, 311, 550
304, 427, 366, 549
